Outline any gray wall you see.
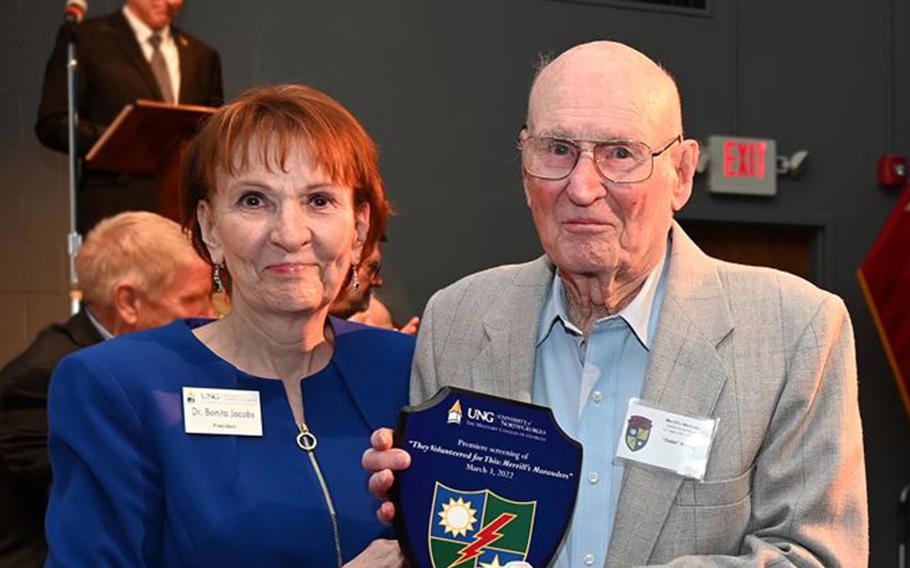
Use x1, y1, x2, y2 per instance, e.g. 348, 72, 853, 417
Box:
2, 0, 908, 564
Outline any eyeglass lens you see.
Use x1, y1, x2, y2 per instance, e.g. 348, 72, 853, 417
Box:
523, 138, 654, 182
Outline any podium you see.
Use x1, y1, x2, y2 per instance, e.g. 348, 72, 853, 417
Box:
85, 100, 216, 222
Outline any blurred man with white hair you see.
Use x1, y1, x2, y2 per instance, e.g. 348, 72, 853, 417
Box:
0, 211, 214, 567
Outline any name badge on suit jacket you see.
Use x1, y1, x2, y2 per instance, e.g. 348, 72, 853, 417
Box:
615, 398, 718, 480
182, 387, 263, 436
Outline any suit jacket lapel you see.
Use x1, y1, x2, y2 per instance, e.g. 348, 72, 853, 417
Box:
66, 309, 104, 348
174, 29, 195, 103
606, 223, 734, 567
109, 10, 164, 101
472, 257, 553, 403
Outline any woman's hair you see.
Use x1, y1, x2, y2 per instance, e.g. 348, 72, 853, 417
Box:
181, 84, 390, 266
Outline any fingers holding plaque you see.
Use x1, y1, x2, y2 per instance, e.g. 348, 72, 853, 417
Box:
393, 387, 582, 568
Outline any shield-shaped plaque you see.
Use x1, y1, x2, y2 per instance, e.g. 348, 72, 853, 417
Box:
394, 387, 582, 568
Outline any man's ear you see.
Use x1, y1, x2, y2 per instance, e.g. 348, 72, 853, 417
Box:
112, 281, 140, 332
518, 126, 534, 209
672, 138, 699, 211
353, 203, 370, 264
197, 200, 224, 265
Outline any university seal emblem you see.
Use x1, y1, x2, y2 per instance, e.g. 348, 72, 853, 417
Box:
625, 415, 652, 452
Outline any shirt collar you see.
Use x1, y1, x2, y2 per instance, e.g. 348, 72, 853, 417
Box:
122, 5, 172, 44
537, 240, 670, 350
84, 306, 115, 341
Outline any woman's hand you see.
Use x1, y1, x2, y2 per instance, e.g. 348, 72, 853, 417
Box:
342, 539, 406, 568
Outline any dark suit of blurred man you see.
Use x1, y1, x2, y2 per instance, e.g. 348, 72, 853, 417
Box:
35, 0, 223, 233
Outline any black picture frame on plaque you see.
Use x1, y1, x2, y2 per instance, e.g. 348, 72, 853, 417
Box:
393, 387, 582, 568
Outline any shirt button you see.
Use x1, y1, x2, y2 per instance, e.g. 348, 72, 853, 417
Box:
588, 471, 599, 484
583, 553, 595, 565
592, 391, 603, 403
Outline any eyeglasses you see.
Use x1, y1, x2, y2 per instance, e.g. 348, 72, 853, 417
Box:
518, 128, 682, 184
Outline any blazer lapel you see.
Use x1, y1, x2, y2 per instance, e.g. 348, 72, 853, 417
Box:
471, 257, 553, 403
174, 29, 194, 103
109, 10, 164, 101
606, 223, 734, 567
327, 318, 407, 431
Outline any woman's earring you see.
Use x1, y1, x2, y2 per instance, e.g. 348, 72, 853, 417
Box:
213, 264, 224, 293
350, 264, 360, 291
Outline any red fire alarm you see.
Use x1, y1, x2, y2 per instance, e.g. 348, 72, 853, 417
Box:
877, 154, 908, 187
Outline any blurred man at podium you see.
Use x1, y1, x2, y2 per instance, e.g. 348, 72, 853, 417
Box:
35, 0, 223, 233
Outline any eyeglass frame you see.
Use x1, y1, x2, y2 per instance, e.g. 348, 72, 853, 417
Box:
517, 125, 683, 184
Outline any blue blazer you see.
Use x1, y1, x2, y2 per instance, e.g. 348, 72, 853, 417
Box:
45, 318, 414, 567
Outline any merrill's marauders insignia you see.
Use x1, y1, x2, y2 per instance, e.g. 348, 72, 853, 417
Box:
625, 415, 652, 452
429, 483, 535, 568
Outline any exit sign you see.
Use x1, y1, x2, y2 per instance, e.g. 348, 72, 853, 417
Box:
707, 135, 777, 195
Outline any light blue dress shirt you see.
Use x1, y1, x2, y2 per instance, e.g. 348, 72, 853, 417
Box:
532, 245, 669, 568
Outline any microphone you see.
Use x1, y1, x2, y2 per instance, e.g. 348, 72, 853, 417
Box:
63, 0, 87, 25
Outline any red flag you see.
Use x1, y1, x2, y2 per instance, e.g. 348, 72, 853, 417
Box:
858, 183, 910, 420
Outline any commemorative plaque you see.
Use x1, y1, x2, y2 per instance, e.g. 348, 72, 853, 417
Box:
393, 387, 582, 568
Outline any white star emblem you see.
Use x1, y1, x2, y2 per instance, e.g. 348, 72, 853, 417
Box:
479, 555, 507, 568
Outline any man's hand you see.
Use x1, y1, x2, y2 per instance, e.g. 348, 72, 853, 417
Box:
341, 539, 405, 567
398, 316, 420, 336
362, 428, 412, 524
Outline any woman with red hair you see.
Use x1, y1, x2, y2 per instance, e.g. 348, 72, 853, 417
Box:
45, 85, 411, 567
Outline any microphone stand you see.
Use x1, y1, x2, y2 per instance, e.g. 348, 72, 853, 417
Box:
64, 22, 82, 316
900, 482, 909, 568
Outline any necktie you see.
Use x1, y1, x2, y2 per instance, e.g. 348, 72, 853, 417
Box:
148, 32, 175, 103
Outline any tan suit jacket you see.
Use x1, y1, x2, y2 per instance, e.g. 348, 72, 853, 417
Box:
411, 223, 867, 567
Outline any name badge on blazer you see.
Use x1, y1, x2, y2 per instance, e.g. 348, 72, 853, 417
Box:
615, 398, 718, 480
183, 387, 263, 436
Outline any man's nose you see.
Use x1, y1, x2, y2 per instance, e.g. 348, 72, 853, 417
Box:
564, 152, 607, 205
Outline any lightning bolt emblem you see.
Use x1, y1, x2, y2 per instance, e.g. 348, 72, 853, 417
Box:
450, 512, 517, 567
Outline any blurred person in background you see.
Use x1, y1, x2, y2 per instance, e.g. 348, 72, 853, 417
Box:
35, 0, 224, 233
0, 211, 214, 567
330, 238, 418, 335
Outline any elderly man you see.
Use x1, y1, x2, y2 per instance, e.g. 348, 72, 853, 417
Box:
365, 41, 867, 566
36, 0, 223, 232
0, 211, 214, 567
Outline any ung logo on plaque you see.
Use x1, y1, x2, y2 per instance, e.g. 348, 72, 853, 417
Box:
394, 387, 582, 568
467, 408, 495, 423
448, 400, 463, 425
